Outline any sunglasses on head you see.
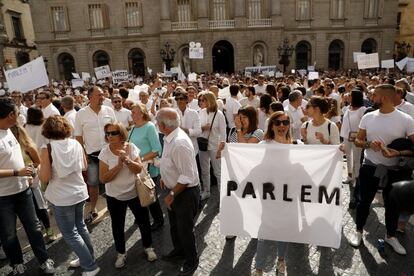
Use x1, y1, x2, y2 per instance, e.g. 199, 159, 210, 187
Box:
273, 119, 290, 126
105, 130, 120, 137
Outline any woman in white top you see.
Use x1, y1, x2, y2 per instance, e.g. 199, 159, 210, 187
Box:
24, 107, 46, 150
99, 122, 157, 268
301, 96, 340, 145
198, 91, 226, 200
340, 90, 366, 184
39, 116, 99, 275
254, 111, 294, 276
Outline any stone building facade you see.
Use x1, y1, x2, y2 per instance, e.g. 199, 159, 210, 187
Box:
29, 0, 398, 80
396, 0, 414, 60
0, 0, 37, 77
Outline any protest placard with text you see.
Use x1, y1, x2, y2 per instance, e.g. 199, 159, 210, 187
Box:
357, 53, 379, 69
94, 65, 111, 79
111, 70, 129, 83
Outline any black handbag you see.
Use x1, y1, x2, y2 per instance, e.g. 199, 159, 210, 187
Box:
197, 111, 217, 151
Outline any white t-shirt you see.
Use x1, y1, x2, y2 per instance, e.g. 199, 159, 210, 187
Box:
239, 97, 260, 109
340, 107, 366, 139
396, 100, 414, 118
42, 103, 60, 119
302, 119, 340, 145
0, 129, 28, 196
114, 107, 132, 128
98, 143, 140, 201
64, 109, 77, 133
44, 139, 89, 206
225, 97, 241, 128
254, 84, 266, 95
360, 109, 414, 166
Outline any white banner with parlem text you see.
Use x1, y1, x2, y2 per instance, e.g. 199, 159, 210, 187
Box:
220, 143, 343, 248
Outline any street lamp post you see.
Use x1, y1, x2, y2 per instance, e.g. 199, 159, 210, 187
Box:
395, 41, 411, 61
160, 42, 175, 71
277, 38, 294, 73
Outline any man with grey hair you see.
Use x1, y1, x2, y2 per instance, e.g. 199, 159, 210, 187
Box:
156, 108, 200, 275
61, 95, 77, 132
285, 90, 307, 140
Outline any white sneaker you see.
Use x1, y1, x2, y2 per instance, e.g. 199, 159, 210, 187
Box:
40, 259, 55, 274
385, 236, 406, 255
12, 264, 26, 275
145, 247, 157, 262
69, 258, 80, 268
82, 267, 100, 276
114, 253, 127, 268
349, 231, 363, 247
0, 246, 6, 260
200, 191, 210, 201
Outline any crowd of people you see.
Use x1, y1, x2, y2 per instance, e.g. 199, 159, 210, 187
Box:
0, 69, 414, 276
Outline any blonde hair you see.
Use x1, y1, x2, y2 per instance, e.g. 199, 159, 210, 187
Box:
104, 122, 129, 142
131, 103, 151, 121
200, 91, 218, 113
10, 123, 36, 151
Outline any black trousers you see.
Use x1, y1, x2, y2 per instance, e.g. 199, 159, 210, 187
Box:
148, 175, 164, 225
106, 195, 152, 253
168, 186, 200, 264
356, 164, 404, 236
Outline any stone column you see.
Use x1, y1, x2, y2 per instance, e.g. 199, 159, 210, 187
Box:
0, 0, 8, 75
160, 0, 170, 20
197, 0, 209, 29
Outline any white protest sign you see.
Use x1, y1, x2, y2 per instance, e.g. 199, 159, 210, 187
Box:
4, 56, 49, 93
357, 53, 379, 69
111, 70, 129, 83
268, 71, 275, 77
82, 72, 91, 80
275, 72, 284, 78
72, 73, 80, 79
407, 59, 414, 73
396, 57, 408, 71
220, 144, 343, 248
298, 69, 307, 76
307, 66, 315, 71
147, 67, 152, 75
94, 65, 111, 79
308, 71, 319, 80
189, 47, 204, 59
72, 78, 84, 88
245, 66, 277, 74
188, 73, 197, 82
353, 52, 365, 63
381, 59, 394, 69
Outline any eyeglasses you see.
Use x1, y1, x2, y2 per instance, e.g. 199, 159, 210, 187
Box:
105, 130, 120, 137
273, 119, 290, 126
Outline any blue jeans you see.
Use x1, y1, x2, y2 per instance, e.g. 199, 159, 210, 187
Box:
0, 188, 48, 265
52, 201, 97, 272
255, 239, 288, 270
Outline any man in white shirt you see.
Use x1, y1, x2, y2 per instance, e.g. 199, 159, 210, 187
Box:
395, 87, 414, 118
287, 75, 299, 92
285, 90, 307, 140
253, 75, 266, 96
75, 86, 116, 223
239, 86, 260, 108
156, 108, 200, 276
38, 91, 61, 119
225, 85, 242, 129
139, 91, 153, 112
61, 96, 77, 135
0, 98, 55, 274
349, 84, 414, 255
10, 91, 28, 119
111, 94, 133, 129
187, 86, 199, 111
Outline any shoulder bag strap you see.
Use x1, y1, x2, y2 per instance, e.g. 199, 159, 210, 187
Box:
47, 143, 52, 165
127, 127, 135, 142
206, 111, 218, 140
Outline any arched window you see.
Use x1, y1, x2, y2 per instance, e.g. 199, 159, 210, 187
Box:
93, 50, 110, 67
295, 41, 311, 69
16, 52, 30, 67
328, 40, 344, 70
128, 48, 145, 77
57, 52, 76, 80
361, 38, 377, 54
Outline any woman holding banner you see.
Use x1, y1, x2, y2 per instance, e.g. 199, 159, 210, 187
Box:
253, 111, 297, 276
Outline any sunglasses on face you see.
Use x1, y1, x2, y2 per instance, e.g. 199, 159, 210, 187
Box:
112, 100, 121, 103
273, 119, 290, 126
105, 130, 120, 137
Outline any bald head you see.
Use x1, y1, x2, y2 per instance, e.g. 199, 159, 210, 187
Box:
156, 108, 180, 134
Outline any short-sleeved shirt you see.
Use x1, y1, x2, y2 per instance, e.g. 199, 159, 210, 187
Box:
74, 105, 116, 154
114, 107, 132, 128
302, 119, 340, 145
228, 128, 264, 143
98, 143, 140, 201
359, 109, 414, 166
128, 122, 162, 177
0, 129, 28, 196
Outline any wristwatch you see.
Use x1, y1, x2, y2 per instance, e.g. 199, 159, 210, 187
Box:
124, 159, 131, 165
169, 191, 175, 197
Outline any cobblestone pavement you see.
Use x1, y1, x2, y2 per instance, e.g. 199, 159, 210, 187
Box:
1, 177, 414, 276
